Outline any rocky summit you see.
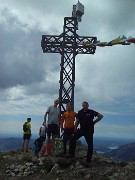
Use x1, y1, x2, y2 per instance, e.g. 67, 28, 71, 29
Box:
0, 144, 135, 180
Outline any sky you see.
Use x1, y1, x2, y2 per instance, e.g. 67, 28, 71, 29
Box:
0, 0, 135, 140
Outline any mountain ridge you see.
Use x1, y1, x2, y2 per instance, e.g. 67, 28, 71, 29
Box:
105, 141, 135, 162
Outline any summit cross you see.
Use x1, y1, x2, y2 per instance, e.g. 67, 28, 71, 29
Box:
41, 1, 97, 115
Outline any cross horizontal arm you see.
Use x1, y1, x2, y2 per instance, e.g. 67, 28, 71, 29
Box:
41, 35, 63, 53
76, 35, 97, 54
41, 34, 97, 54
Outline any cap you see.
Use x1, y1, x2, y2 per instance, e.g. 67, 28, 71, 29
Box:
27, 118, 31, 121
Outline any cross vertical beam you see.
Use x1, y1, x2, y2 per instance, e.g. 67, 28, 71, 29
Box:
59, 17, 77, 114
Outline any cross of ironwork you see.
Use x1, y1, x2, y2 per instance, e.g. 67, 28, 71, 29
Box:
41, 3, 97, 116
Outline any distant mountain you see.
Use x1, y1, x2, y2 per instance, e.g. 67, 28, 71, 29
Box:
82, 136, 134, 153
0, 138, 34, 152
0, 136, 134, 155
105, 142, 135, 162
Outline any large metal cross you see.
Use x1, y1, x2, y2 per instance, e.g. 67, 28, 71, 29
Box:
41, 4, 97, 116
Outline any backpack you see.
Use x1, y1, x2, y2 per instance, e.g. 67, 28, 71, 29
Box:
23, 122, 28, 132
54, 138, 63, 156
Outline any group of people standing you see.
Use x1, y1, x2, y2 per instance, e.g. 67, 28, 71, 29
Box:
22, 98, 104, 167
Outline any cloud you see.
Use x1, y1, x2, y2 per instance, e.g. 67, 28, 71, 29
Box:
0, 0, 135, 138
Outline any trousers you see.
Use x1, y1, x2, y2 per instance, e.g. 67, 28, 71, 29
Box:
63, 128, 74, 154
69, 128, 93, 162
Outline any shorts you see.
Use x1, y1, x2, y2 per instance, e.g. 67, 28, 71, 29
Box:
23, 134, 31, 140
39, 136, 46, 142
47, 124, 59, 137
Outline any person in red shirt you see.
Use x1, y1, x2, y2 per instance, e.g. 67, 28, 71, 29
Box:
61, 103, 77, 155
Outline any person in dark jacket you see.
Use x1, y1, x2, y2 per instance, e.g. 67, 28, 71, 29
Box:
69, 101, 104, 167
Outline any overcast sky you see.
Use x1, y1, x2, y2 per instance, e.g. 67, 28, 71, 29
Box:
0, 0, 135, 140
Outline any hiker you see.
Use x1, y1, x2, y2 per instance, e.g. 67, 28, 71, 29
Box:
38, 122, 46, 152
44, 99, 60, 155
69, 101, 104, 167
22, 118, 31, 152
33, 122, 46, 156
61, 103, 77, 155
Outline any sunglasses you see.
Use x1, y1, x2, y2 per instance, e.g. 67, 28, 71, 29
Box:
83, 104, 88, 107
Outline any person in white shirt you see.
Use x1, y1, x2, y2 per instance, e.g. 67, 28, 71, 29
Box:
44, 99, 60, 155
